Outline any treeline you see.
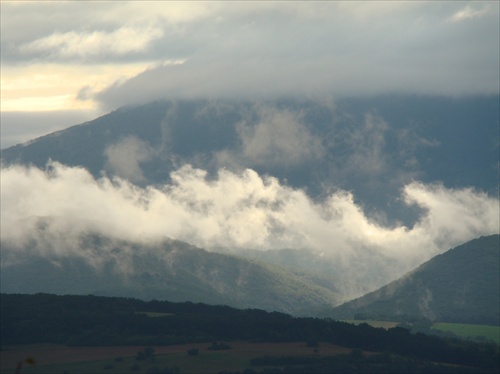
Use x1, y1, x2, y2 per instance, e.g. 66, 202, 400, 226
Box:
1, 293, 498, 370
243, 351, 487, 374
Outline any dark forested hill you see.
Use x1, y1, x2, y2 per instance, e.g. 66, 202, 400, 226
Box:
330, 235, 500, 325
1, 293, 498, 372
0, 234, 341, 315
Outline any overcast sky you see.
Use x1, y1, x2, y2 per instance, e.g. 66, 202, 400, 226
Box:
0, 1, 499, 144
1, 1, 499, 146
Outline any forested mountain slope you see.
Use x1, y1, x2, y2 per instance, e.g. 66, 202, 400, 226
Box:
330, 235, 500, 325
0, 234, 341, 315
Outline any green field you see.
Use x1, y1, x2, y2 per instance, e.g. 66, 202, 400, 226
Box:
432, 323, 500, 344
135, 311, 175, 317
344, 320, 500, 345
341, 320, 400, 329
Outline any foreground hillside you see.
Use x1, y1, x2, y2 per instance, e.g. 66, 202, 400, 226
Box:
0, 234, 340, 315
1, 293, 499, 373
330, 235, 500, 325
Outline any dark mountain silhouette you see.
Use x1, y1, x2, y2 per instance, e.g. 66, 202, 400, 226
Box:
329, 235, 500, 325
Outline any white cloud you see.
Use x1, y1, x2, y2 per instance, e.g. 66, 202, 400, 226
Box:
104, 136, 153, 183
216, 106, 325, 168
403, 182, 500, 249
19, 26, 163, 59
449, 4, 491, 22
343, 113, 388, 176
2, 162, 498, 292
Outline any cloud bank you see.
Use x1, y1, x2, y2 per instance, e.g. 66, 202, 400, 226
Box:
92, 1, 500, 109
2, 2, 498, 112
2, 162, 498, 281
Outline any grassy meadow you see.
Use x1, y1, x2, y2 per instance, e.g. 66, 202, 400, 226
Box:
344, 319, 499, 345
432, 323, 500, 344
340, 320, 400, 329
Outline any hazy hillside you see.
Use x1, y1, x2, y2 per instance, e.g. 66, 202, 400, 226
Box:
0, 233, 341, 315
216, 246, 400, 301
330, 235, 500, 325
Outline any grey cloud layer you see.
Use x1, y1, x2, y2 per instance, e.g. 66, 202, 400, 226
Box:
94, 1, 500, 107
2, 2, 498, 106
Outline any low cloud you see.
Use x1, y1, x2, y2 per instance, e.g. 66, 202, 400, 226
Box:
403, 182, 499, 249
2, 162, 498, 292
216, 106, 325, 169
105, 136, 153, 183
343, 113, 389, 176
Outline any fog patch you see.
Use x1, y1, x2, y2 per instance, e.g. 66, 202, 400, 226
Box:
237, 107, 325, 167
104, 136, 153, 183
214, 105, 325, 174
345, 113, 389, 175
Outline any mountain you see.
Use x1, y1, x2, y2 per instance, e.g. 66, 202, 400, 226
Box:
2, 96, 498, 223
0, 233, 341, 315
1, 97, 498, 317
329, 235, 500, 325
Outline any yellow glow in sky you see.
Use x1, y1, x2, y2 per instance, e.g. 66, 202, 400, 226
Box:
1, 63, 152, 112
